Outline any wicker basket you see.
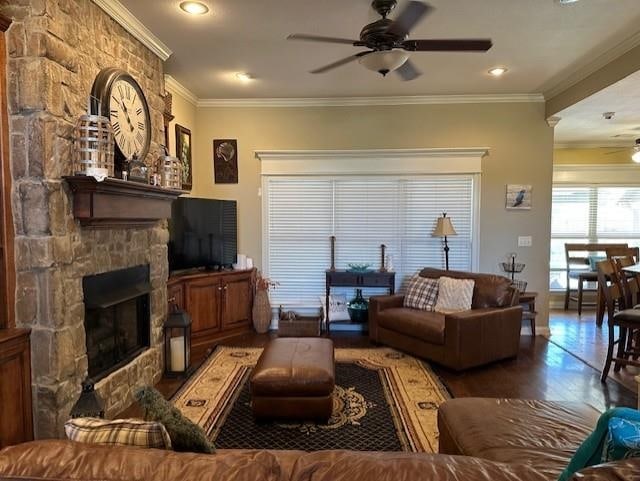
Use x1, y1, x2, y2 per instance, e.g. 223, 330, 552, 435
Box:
73, 113, 114, 180
278, 307, 321, 337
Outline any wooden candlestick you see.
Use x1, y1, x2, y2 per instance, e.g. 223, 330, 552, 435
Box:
380, 244, 387, 272
330, 236, 336, 271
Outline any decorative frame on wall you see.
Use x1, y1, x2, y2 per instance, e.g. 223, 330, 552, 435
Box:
505, 184, 532, 210
175, 124, 192, 190
213, 139, 239, 184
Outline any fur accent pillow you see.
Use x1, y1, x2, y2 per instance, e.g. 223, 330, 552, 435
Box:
64, 417, 172, 449
135, 386, 215, 453
434, 276, 475, 313
404, 275, 439, 311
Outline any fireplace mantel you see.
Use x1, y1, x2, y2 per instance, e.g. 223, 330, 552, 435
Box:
64, 176, 183, 229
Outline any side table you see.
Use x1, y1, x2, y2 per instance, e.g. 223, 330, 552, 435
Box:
325, 270, 395, 333
519, 292, 537, 336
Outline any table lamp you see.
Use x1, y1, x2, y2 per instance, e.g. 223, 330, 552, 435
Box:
432, 213, 457, 270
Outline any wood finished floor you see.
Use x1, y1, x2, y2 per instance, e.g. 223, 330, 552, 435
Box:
549, 309, 640, 393
120, 324, 637, 419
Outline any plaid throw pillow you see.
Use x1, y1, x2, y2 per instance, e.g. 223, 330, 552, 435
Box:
404, 275, 439, 311
65, 417, 172, 450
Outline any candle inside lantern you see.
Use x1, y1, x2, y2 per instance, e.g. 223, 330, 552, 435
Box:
170, 336, 185, 372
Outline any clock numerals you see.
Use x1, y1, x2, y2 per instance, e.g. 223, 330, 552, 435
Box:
108, 77, 148, 161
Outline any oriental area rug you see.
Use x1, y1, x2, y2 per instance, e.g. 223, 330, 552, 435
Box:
172, 346, 450, 452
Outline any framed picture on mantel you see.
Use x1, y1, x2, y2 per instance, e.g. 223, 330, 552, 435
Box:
213, 139, 238, 184
175, 124, 192, 190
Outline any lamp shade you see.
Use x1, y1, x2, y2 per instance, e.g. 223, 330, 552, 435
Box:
359, 50, 409, 76
433, 215, 457, 237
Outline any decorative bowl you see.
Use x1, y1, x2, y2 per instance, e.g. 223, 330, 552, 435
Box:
347, 263, 372, 273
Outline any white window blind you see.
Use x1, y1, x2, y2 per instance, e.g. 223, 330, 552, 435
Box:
265, 175, 476, 307
550, 185, 640, 290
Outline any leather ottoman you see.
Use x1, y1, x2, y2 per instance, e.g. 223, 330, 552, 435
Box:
250, 337, 335, 422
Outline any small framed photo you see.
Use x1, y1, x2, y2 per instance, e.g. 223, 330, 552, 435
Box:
213, 139, 238, 184
175, 124, 192, 190
506, 184, 532, 210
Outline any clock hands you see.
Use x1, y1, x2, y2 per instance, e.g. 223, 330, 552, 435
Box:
120, 100, 135, 133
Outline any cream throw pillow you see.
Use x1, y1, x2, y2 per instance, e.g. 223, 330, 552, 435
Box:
434, 276, 475, 313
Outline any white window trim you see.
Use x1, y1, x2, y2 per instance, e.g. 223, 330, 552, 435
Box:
258, 148, 485, 305
550, 163, 640, 291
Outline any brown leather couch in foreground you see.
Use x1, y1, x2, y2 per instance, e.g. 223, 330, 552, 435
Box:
1, 397, 638, 481
369, 268, 523, 370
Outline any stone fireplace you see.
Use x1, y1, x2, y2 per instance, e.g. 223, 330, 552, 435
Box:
2, 1, 169, 437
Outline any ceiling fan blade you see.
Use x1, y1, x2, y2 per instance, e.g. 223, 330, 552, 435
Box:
387, 1, 433, 38
310, 51, 372, 74
403, 39, 493, 52
396, 59, 422, 81
287, 34, 358, 45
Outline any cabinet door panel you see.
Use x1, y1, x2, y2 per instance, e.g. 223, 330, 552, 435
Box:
167, 283, 185, 310
185, 278, 221, 333
223, 276, 252, 328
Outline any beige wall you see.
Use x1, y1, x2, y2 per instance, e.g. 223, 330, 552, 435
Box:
190, 102, 554, 327
166, 86, 197, 158
554, 147, 634, 165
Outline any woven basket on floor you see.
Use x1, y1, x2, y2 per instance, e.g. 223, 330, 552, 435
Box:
252, 290, 272, 333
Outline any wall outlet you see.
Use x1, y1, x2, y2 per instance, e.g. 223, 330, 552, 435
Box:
518, 236, 532, 247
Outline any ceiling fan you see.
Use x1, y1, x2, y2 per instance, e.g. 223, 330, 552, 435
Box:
287, 0, 493, 81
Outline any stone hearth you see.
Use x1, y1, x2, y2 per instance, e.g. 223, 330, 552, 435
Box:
2, 1, 168, 437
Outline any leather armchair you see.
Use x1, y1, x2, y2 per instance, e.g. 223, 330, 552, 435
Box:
369, 268, 523, 370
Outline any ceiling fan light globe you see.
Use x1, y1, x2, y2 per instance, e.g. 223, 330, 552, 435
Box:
359, 50, 409, 76
632, 148, 640, 163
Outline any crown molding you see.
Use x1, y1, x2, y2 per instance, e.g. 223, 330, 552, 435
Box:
554, 141, 632, 149
92, 0, 172, 61
255, 148, 490, 162
542, 30, 640, 100
164, 75, 198, 106
197, 94, 544, 108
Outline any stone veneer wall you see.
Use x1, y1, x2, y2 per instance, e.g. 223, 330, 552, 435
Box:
1, 0, 169, 437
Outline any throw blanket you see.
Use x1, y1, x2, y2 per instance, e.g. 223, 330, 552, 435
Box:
558, 407, 640, 481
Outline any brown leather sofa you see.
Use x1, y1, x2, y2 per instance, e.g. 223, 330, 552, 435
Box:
0, 398, 637, 481
369, 268, 523, 370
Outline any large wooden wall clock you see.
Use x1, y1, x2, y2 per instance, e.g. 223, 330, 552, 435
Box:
91, 68, 152, 176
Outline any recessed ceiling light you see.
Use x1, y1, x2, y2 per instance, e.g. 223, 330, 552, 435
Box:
488, 67, 508, 77
236, 73, 254, 83
179, 1, 209, 15
557, 0, 580, 4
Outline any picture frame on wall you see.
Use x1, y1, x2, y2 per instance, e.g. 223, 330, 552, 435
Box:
175, 124, 192, 190
505, 184, 532, 210
213, 139, 238, 184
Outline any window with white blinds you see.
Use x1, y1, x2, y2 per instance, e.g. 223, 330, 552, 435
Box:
550, 185, 640, 290
264, 175, 477, 307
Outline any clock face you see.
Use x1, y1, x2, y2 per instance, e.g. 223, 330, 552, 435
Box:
109, 78, 149, 160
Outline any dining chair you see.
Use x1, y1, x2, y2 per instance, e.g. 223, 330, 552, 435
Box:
596, 259, 640, 382
606, 246, 640, 262
564, 243, 628, 316
615, 256, 640, 359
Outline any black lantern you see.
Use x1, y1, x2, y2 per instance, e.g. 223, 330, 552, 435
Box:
164, 304, 192, 378
70, 379, 105, 418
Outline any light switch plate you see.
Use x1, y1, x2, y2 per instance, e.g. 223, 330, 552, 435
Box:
518, 236, 532, 247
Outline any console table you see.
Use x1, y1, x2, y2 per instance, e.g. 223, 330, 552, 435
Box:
325, 270, 395, 333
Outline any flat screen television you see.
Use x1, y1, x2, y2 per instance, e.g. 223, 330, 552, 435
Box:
168, 198, 237, 272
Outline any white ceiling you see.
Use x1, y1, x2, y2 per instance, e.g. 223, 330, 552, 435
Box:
119, 0, 640, 99
555, 69, 640, 147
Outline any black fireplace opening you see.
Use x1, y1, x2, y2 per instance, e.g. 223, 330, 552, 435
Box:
83, 265, 151, 381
